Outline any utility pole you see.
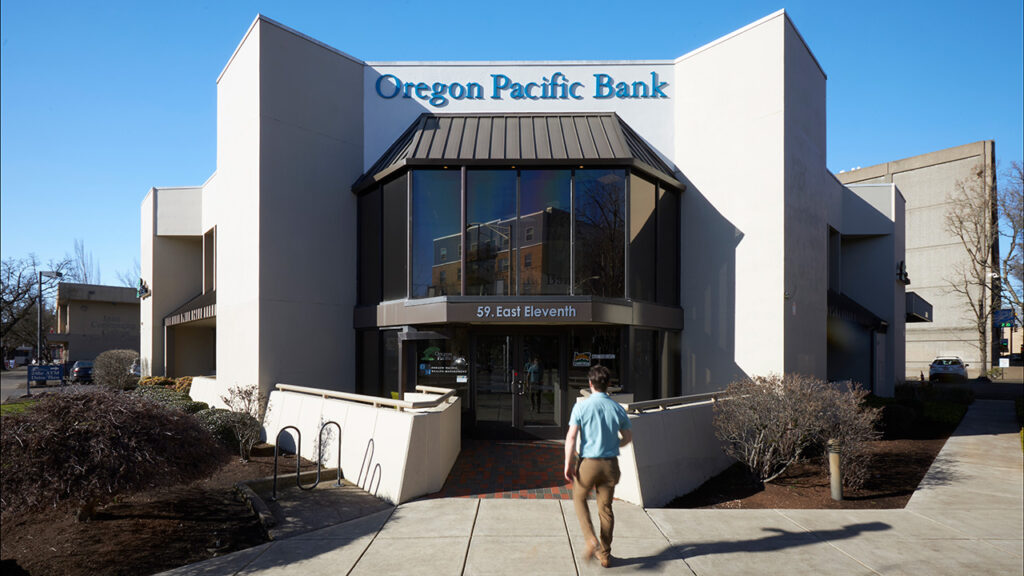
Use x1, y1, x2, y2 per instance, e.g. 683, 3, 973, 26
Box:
34, 270, 62, 395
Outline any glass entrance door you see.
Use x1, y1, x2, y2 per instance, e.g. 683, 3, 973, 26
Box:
472, 333, 564, 438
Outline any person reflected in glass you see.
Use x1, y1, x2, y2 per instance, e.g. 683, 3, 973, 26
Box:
526, 356, 543, 411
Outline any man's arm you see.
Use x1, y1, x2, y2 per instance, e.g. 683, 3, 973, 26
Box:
619, 429, 632, 448
564, 425, 579, 482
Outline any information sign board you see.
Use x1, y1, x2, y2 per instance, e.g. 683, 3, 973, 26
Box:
28, 365, 63, 382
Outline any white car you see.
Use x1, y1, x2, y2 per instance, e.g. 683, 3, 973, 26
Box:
929, 356, 968, 382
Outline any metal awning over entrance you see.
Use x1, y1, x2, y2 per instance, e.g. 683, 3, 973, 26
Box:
164, 290, 216, 327
352, 112, 685, 193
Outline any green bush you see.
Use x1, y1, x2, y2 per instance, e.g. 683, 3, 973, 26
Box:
131, 386, 208, 414
0, 389, 224, 516
922, 400, 968, 427
194, 408, 257, 453
93, 349, 139, 390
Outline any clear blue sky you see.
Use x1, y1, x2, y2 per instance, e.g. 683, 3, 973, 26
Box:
2, 0, 1022, 283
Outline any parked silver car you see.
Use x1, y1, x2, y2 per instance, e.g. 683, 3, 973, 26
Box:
929, 356, 968, 382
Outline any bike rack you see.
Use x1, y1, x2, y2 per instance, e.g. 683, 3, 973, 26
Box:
271, 421, 343, 501
357, 438, 374, 488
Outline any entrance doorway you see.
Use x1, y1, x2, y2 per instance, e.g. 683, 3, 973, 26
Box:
472, 333, 565, 438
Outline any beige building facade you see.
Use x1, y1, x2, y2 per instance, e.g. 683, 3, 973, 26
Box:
51, 283, 140, 364
838, 142, 998, 379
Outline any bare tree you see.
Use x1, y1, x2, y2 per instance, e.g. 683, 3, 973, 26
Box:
1, 255, 72, 361
998, 161, 1023, 316
69, 238, 100, 284
116, 258, 141, 288
945, 164, 999, 375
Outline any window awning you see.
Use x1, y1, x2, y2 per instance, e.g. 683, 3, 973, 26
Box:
352, 113, 685, 193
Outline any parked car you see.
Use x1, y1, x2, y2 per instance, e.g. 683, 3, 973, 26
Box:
71, 361, 94, 383
929, 356, 968, 382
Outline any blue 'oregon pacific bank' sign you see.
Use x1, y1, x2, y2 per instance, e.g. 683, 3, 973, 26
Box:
375, 71, 669, 108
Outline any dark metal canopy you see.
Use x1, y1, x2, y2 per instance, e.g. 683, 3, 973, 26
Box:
352, 113, 685, 193
164, 290, 216, 327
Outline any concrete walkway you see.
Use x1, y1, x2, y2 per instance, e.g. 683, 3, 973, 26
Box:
159, 400, 1023, 576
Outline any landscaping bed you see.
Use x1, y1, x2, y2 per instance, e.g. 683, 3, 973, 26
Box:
0, 445, 314, 576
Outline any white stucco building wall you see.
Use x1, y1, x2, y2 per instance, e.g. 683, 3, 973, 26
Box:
142, 9, 908, 406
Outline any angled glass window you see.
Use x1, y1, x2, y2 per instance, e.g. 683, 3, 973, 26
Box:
629, 174, 657, 302
657, 185, 680, 306
466, 170, 516, 296
574, 169, 626, 297
520, 170, 571, 295
358, 187, 382, 305
411, 170, 461, 298
381, 174, 408, 301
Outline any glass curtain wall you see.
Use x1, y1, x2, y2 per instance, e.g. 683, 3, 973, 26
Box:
381, 174, 409, 301
519, 170, 572, 295
574, 169, 626, 297
411, 170, 462, 298
397, 167, 673, 301
466, 170, 517, 296
629, 175, 657, 302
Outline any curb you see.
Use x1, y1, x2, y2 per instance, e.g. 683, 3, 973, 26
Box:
234, 482, 277, 535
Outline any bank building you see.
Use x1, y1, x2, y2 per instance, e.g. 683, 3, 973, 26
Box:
141, 10, 916, 505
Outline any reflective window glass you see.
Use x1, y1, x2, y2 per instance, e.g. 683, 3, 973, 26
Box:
358, 187, 382, 305
411, 170, 461, 298
381, 174, 408, 301
574, 169, 625, 297
568, 327, 622, 396
630, 175, 657, 302
520, 170, 571, 295
657, 185, 680, 305
466, 170, 516, 296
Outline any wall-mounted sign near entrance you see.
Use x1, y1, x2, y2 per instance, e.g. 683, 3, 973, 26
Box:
449, 302, 592, 323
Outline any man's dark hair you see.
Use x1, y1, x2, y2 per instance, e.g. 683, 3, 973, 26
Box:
588, 365, 610, 392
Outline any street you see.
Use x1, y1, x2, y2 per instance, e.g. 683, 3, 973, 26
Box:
1, 367, 29, 402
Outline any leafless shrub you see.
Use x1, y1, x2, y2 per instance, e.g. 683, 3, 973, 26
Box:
714, 374, 880, 487
220, 384, 269, 462
815, 380, 882, 489
713, 374, 825, 483
0, 389, 224, 518
93, 349, 139, 390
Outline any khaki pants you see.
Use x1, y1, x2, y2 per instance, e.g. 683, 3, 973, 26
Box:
573, 457, 621, 559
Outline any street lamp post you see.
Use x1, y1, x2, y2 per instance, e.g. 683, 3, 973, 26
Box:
32, 270, 62, 395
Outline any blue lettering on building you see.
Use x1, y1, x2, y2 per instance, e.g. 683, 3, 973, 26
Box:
376, 71, 669, 107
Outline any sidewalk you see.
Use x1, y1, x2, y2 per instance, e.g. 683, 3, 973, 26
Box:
160, 400, 1023, 576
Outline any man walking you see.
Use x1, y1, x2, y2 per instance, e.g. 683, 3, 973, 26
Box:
564, 365, 632, 568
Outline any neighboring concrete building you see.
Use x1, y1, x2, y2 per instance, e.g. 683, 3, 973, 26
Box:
838, 142, 998, 379
142, 10, 909, 440
50, 283, 140, 363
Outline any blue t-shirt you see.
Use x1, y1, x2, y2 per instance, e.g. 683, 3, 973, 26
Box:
569, 392, 632, 458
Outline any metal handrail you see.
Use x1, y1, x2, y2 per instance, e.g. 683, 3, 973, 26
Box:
271, 421, 343, 501
275, 383, 456, 411
621, 391, 724, 414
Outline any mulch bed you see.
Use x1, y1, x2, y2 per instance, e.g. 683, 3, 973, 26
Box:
669, 423, 955, 510
1, 424, 958, 575
0, 445, 315, 576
